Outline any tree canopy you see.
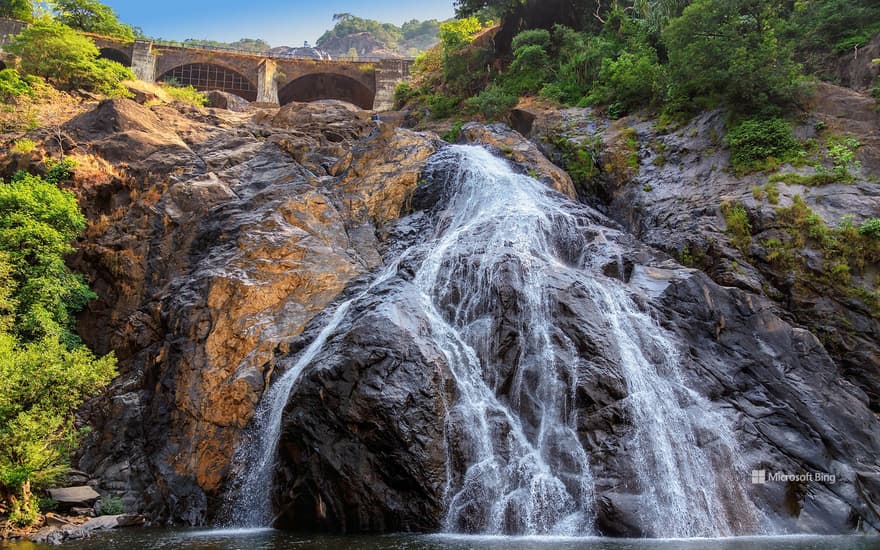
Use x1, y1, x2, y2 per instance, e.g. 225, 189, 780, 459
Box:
52, 0, 135, 41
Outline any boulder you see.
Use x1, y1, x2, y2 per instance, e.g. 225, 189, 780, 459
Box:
206, 90, 250, 112
48, 486, 100, 507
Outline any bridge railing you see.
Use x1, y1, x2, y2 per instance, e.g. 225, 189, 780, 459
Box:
148, 39, 414, 63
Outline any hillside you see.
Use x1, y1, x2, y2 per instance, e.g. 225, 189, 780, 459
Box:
316, 14, 441, 58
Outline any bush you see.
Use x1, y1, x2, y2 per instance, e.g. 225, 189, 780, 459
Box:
465, 84, 518, 121
722, 202, 752, 251
10, 139, 36, 155
6, 19, 134, 96
98, 496, 125, 515
160, 83, 208, 107
426, 93, 461, 120
511, 29, 551, 52
726, 118, 802, 173
589, 49, 666, 112
45, 157, 77, 184
506, 43, 551, 95
860, 218, 880, 238
0, 69, 41, 102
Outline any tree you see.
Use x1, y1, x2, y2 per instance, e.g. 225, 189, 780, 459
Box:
0, 171, 92, 343
6, 19, 134, 94
663, 0, 802, 114
0, 0, 34, 21
0, 173, 116, 526
52, 0, 134, 41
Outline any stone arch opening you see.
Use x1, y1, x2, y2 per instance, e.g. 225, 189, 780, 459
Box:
279, 73, 374, 110
158, 63, 257, 101
99, 48, 131, 67
0, 60, 6, 71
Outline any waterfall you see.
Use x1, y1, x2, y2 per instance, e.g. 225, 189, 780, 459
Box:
225, 144, 762, 537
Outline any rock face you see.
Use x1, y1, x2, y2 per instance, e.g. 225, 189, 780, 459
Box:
266, 144, 880, 536
23, 86, 876, 535
521, 84, 880, 418
68, 98, 438, 523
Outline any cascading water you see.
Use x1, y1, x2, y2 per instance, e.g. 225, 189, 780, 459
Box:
226, 144, 763, 537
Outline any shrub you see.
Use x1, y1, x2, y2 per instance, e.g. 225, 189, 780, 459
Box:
0, 171, 117, 524
588, 49, 666, 112
160, 83, 208, 107
426, 93, 461, 120
0, 69, 41, 102
860, 218, 880, 238
10, 139, 36, 155
511, 29, 551, 52
506, 44, 551, 95
726, 118, 802, 173
464, 84, 517, 121
722, 202, 752, 251
45, 157, 77, 184
98, 496, 125, 515
442, 120, 464, 143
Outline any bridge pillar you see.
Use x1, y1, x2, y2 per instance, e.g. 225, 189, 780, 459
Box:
131, 40, 156, 82
257, 59, 279, 105
373, 59, 413, 111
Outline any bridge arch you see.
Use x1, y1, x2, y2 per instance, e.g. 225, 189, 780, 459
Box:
158, 62, 257, 101
98, 47, 131, 67
279, 73, 375, 109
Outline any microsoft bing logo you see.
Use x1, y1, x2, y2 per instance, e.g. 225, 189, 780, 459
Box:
751, 470, 767, 485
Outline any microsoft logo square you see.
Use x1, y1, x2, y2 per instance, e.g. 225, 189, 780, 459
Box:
751, 470, 767, 484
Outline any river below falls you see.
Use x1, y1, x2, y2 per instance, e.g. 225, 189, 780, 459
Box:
3, 529, 880, 550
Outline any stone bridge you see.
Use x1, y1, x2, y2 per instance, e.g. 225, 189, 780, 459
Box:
0, 18, 412, 110
93, 37, 412, 110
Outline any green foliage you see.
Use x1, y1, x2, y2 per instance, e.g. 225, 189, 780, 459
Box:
442, 120, 465, 143
663, 0, 803, 115
52, 0, 135, 41
770, 135, 861, 185
182, 38, 270, 53
98, 496, 124, 515
45, 157, 77, 184
10, 139, 35, 155
7, 19, 135, 95
0, 69, 42, 102
0, 0, 33, 21
318, 13, 440, 56
860, 219, 880, 239
464, 83, 517, 121
0, 172, 116, 524
588, 48, 666, 113
439, 16, 483, 51
426, 93, 462, 120
787, 0, 880, 76
726, 118, 802, 173
160, 82, 209, 107
0, 171, 93, 343
722, 202, 752, 251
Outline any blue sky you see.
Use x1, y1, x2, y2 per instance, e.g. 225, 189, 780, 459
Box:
102, 1, 456, 47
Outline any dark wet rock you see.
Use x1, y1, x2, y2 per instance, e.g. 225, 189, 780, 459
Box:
268, 152, 880, 536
